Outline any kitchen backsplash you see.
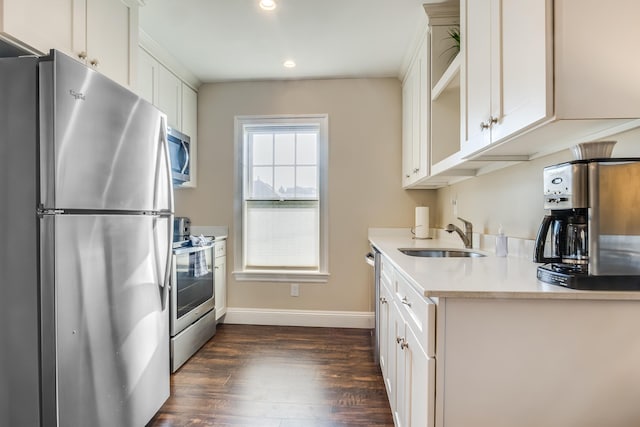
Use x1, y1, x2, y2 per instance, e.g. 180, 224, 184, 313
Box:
430, 228, 535, 259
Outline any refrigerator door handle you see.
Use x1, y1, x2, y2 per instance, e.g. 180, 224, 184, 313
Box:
158, 114, 173, 312
161, 214, 172, 312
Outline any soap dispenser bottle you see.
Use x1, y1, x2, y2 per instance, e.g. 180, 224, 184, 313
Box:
496, 225, 508, 257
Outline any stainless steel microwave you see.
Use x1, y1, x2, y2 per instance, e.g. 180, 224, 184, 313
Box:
167, 126, 191, 186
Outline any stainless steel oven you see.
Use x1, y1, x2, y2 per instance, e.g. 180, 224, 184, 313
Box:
170, 242, 216, 372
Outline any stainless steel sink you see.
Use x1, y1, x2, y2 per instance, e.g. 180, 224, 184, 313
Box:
398, 248, 486, 258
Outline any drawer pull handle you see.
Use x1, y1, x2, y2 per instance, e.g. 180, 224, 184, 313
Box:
401, 296, 412, 307
379, 297, 387, 304
400, 340, 409, 350
396, 336, 403, 344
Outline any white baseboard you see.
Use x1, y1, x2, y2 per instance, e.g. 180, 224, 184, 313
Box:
222, 307, 374, 329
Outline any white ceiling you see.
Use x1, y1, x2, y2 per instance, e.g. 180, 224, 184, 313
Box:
139, 0, 428, 83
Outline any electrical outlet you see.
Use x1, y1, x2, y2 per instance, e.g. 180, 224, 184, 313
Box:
290, 283, 299, 297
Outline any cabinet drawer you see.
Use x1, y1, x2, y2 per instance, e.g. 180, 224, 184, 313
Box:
215, 240, 226, 258
380, 255, 394, 290
395, 272, 436, 358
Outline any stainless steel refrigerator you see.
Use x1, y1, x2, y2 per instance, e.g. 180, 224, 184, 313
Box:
0, 50, 173, 426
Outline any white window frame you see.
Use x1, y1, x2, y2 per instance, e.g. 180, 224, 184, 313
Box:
233, 114, 329, 282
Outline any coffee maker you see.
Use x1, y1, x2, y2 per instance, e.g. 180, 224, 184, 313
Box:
534, 158, 640, 290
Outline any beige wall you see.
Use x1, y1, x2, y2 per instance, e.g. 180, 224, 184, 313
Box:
175, 78, 436, 313
435, 127, 640, 240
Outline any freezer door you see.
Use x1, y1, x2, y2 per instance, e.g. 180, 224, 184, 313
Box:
40, 214, 171, 427
39, 51, 172, 212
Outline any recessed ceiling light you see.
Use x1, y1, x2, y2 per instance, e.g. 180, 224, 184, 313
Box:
283, 60, 296, 68
259, 0, 276, 11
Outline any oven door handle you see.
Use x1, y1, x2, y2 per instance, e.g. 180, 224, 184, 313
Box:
173, 243, 215, 255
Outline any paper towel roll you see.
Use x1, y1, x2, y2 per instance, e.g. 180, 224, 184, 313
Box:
415, 207, 430, 239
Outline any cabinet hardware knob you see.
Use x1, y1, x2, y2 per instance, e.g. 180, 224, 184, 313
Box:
413, 168, 419, 173
481, 117, 499, 131
400, 341, 409, 350
77, 51, 87, 60
89, 59, 99, 67
396, 336, 403, 344
401, 296, 412, 307
379, 297, 387, 304
405, 174, 410, 178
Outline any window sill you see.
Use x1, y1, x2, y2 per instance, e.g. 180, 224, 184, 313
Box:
233, 270, 330, 283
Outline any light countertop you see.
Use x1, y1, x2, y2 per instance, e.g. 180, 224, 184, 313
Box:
369, 228, 640, 301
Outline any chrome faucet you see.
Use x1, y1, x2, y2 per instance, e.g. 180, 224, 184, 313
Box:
445, 217, 473, 249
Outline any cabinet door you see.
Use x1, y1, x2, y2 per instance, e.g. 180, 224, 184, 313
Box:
85, 0, 138, 88
402, 33, 429, 188
138, 48, 159, 104
414, 36, 429, 181
402, 70, 415, 187
181, 84, 197, 138
461, 0, 492, 152
390, 301, 406, 427
157, 65, 182, 129
490, 0, 551, 143
214, 255, 226, 321
404, 325, 435, 427
0, 0, 74, 55
378, 278, 392, 390
181, 83, 198, 186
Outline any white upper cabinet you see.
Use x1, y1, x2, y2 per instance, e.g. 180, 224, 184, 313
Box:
137, 46, 199, 187
80, 0, 138, 88
402, 29, 430, 188
157, 64, 182, 130
138, 48, 159, 104
138, 47, 196, 136
0, 0, 75, 54
0, 0, 137, 89
181, 83, 198, 187
461, 0, 551, 155
417, 0, 640, 188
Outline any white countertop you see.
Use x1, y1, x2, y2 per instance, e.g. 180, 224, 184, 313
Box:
369, 228, 640, 301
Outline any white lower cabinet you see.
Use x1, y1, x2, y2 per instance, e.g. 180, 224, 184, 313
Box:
380, 255, 436, 427
378, 270, 392, 397
378, 254, 640, 427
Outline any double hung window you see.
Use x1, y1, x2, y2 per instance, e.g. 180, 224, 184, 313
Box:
234, 115, 328, 281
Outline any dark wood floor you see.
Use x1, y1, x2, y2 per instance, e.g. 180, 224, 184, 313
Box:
147, 324, 394, 427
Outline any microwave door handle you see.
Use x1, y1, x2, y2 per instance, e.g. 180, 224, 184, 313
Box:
180, 140, 190, 174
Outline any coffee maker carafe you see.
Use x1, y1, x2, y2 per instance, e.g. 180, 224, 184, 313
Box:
534, 158, 640, 290
534, 211, 588, 268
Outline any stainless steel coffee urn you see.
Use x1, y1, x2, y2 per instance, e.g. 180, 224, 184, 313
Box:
534, 158, 640, 290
